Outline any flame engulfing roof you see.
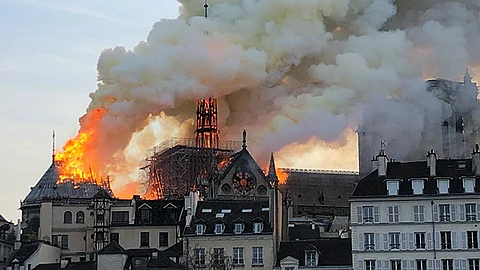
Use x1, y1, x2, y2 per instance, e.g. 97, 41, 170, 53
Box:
23, 162, 104, 204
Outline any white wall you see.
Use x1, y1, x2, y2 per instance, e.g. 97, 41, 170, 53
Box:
24, 243, 61, 270
98, 254, 128, 270
110, 226, 176, 250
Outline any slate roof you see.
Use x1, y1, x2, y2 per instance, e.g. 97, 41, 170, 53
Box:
162, 241, 183, 258
7, 242, 40, 264
24, 162, 102, 204
289, 224, 321, 241
276, 238, 352, 267
279, 169, 358, 207
33, 262, 96, 270
98, 240, 126, 254
352, 158, 480, 197
147, 253, 182, 269
185, 200, 272, 235
133, 199, 185, 226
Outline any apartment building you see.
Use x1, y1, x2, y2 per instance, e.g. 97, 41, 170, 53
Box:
351, 149, 480, 270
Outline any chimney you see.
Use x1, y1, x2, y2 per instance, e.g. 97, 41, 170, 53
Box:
472, 144, 480, 176
377, 150, 388, 176
60, 260, 68, 269
371, 156, 379, 172
427, 149, 436, 176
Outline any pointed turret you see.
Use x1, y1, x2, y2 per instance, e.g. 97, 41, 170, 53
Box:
464, 68, 473, 85
267, 152, 278, 187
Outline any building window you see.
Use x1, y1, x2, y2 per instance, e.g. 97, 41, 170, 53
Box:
285, 268, 294, 270
96, 213, 104, 224
194, 248, 205, 265
63, 211, 72, 224
389, 232, 400, 250
439, 204, 450, 221
441, 232, 452, 249
414, 206, 425, 222
215, 223, 224, 235
387, 181, 399, 195
213, 248, 224, 265
365, 260, 376, 270
467, 231, 478, 249
112, 211, 129, 225
96, 232, 104, 242
417, 259, 427, 270
76, 211, 84, 224
140, 209, 151, 224
61, 235, 69, 249
412, 179, 424, 195
253, 222, 263, 233
363, 206, 374, 222
305, 251, 317, 266
196, 224, 205, 235
252, 247, 263, 265
415, 232, 426, 249
469, 259, 480, 270
442, 259, 453, 270
158, 232, 168, 247
234, 223, 243, 234
364, 233, 375, 250
437, 179, 450, 194
463, 178, 475, 193
110, 233, 119, 243
140, 232, 149, 247
52, 235, 59, 247
391, 260, 401, 270
388, 206, 399, 223
466, 204, 477, 220
233, 247, 244, 265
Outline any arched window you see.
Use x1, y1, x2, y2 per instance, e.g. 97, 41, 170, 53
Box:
63, 211, 72, 224
76, 211, 85, 224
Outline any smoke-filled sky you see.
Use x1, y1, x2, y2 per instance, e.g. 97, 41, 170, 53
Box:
1, 0, 480, 222
0, 0, 180, 221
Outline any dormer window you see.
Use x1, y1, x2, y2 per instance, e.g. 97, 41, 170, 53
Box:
386, 180, 399, 196
305, 250, 318, 266
215, 223, 224, 235
196, 224, 205, 235
463, 177, 475, 193
437, 179, 450, 194
412, 179, 425, 195
140, 208, 151, 224
234, 223, 244, 234
253, 222, 263, 234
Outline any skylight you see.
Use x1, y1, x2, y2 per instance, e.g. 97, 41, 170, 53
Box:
242, 209, 252, 213
221, 209, 231, 213
215, 213, 225, 218
202, 209, 212, 213
261, 207, 269, 212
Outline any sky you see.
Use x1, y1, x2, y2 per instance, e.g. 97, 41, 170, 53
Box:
0, 0, 181, 222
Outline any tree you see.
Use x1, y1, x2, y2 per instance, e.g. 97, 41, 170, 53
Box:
184, 245, 233, 270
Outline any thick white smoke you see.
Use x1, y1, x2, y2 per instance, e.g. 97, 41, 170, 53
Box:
72, 0, 480, 191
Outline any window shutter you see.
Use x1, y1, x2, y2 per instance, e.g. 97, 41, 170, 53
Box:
384, 260, 389, 270
461, 231, 467, 249
459, 204, 465, 221
410, 260, 415, 270
376, 260, 382, 270
427, 232, 433, 250
433, 204, 439, 222
375, 233, 380, 251
358, 260, 364, 270
374, 206, 380, 223
357, 207, 363, 223
383, 233, 388, 250
452, 232, 458, 249
420, 206, 425, 222
461, 259, 467, 270
402, 260, 408, 270
427, 260, 433, 270
454, 259, 460, 270
435, 232, 440, 250
408, 233, 414, 250
401, 232, 407, 250
359, 233, 364, 251
451, 204, 457, 221
434, 259, 441, 270
413, 206, 419, 222
397, 206, 401, 222
477, 203, 480, 221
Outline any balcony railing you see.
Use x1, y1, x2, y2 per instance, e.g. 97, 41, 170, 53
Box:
364, 244, 375, 251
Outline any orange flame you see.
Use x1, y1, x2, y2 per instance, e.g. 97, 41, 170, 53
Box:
55, 108, 106, 185
276, 168, 288, 185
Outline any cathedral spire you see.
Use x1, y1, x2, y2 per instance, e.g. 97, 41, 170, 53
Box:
52, 129, 56, 163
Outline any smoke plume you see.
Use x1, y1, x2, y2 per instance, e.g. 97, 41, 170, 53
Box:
62, 0, 480, 193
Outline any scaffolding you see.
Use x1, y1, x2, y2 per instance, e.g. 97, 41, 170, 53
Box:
140, 138, 241, 199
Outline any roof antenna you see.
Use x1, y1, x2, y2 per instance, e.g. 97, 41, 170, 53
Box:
52, 129, 56, 163
204, 0, 208, 18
